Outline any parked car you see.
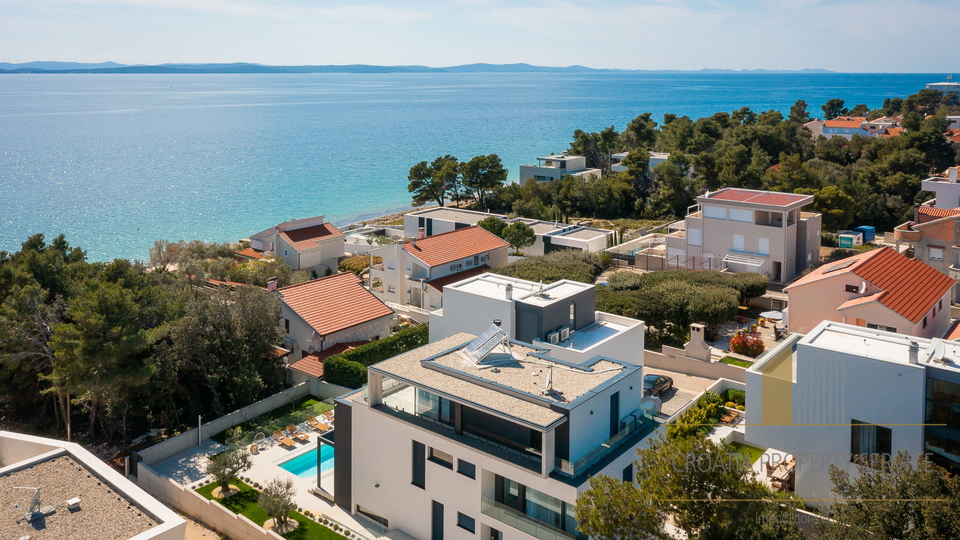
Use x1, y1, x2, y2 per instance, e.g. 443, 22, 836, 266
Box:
644, 374, 673, 397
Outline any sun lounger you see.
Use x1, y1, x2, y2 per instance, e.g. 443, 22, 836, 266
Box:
274, 430, 296, 448
322, 410, 335, 420
307, 416, 331, 432
287, 425, 309, 443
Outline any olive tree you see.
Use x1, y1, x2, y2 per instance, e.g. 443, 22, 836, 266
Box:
259, 477, 298, 530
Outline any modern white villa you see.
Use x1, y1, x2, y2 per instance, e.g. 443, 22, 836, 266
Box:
745, 320, 960, 505
664, 187, 821, 282
404, 208, 508, 239
1, 430, 186, 540
610, 150, 669, 173
430, 273, 644, 366
332, 328, 660, 540
519, 153, 601, 183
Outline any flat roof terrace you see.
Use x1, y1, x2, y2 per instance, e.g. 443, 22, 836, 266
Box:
407, 207, 505, 223
0, 455, 160, 540
553, 228, 609, 241
447, 274, 592, 307
369, 333, 637, 428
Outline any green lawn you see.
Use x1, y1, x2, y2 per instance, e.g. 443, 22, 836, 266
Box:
197, 479, 345, 540
720, 356, 754, 368
730, 442, 766, 466
211, 397, 334, 445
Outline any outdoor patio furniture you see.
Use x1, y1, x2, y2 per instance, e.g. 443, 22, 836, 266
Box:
274, 430, 296, 448
322, 410, 335, 420
720, 410, 738, 424
249, 444, 259, 455
286, 425, 310, 443
307, 416, 331, 432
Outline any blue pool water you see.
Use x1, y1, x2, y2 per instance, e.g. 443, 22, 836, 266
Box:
279, 445, 334, 479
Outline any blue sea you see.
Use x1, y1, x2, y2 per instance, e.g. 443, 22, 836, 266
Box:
0, 72, 942, 261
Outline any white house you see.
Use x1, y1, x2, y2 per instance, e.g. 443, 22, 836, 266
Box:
745, 321, 960, 505
0, 430, 186, 540
509, 219, 615, 257
279, 272, 394, 369
665, 187, 821, 282
249, 215, 345, 273
431, 273, 644, 366
610, 151, 669, 173
332, 328, 660, 540
519, 153, 601, 183
821, 116, 869, 139
920, 167, 960, 209
369, 226, 509, 311
404, 207, 508, 239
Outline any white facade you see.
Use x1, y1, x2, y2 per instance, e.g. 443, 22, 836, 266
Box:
744, 322, 960, 506
369, 238, 509, 310
610, 151, 669, 173
0, 431, 186, 540
404, 208, 508, 239
334, 332, 660, 540
519, 153, 601, 183
431, 274, 645, 367
927, 82, 960, 94
921, 167, 960, 209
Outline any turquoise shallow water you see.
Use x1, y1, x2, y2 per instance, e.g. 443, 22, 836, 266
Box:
279, 445, 334, 478
0, 72, 940, 261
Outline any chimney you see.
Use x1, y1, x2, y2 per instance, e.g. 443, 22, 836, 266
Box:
505, 283, 513, 301
914, 203, 920, 223
950, 166, 959, 183
908, 340, 920, 365
418, 227, 426, 240
267, 277, 278, 292
493, 319, 502, 327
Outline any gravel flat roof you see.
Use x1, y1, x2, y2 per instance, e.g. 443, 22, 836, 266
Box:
369, 333, 634, 428
0, 455, 160, 540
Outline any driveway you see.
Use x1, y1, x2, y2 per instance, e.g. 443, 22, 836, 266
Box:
644, 367, 715, 420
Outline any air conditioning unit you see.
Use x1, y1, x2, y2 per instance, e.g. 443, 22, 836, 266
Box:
559, 327, 570, 341
547, 332, 560, 345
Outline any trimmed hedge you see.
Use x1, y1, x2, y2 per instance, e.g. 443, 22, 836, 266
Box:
324, 324, 429, 388
494, 250, 603, 284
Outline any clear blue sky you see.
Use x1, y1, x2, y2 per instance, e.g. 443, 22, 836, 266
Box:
1, 0, 957, 72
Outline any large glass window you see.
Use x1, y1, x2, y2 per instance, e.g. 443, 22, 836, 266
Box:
412, 440, 426, 489
730, 209, 753, 223
850, 419, 892, 464
493, 475, 578, 537
417, 388, 455, 426
703, 206, 726, 220
925, 378, 960, 469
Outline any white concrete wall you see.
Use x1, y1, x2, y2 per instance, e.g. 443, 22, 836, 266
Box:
745, 341, 926, 505
535, 312, 644, 366
429, 287, 514, 342
138, 384, 310, 465
567, 373, 643, 462
645, 350, 747, 383
284, 306, 392, 360
349, 402, 578, 540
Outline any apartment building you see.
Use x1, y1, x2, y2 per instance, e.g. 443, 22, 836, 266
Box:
279, 272, 395, 364
745, 321, 960, 504
431, 273, 644, 366
665, 188, 821, 282
784, 247, 953, 338
519, 153, 601, 183
249, 215, 345, 273
0, 431, 186, 540
333, 329, 660, 540
894, 173, 960, 300
369, 227, 509, 311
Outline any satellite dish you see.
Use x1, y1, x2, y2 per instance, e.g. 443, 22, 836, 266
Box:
932, 340, 947, 363
640, 396, 662, 419
858, 281, 867, 294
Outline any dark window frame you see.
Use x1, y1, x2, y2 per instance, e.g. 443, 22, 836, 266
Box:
428, 447, 454, 469
457, 459, 476, 479
850, 419, 892, 466
457, 512, 476, 533
844, 284, 860, 293
412, 440, 426, 489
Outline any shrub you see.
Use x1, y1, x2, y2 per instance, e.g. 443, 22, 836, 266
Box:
477, 216, 507, 237
606, 271, 644, 290
725, 401, 736, 409
338, 324, 429, 367
730, 332, 765, 357
323, 356, 368, 388
495, 250, 603, 284
339, 255, 381, 275
724, 389, 746, 406
597, 251, 613, 268
736, 405, 745, 411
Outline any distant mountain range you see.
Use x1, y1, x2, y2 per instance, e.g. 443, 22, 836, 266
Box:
0, 61, 836, 75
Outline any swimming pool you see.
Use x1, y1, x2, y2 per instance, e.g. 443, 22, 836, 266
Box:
279, 445, 335, 479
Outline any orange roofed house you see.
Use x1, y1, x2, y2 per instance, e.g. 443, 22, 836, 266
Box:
278, 272, 394, 381
368, 226, 509, 313
784, 247, 954, 338
246, 215, 345, 273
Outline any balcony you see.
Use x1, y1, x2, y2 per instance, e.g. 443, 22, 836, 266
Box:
554, 414, 657, 479
666, 221, 686, 239
481, 496, 575, 540
894, 223, 922, 242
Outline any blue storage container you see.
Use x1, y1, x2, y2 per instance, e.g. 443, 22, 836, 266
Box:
852, 226, 875, 243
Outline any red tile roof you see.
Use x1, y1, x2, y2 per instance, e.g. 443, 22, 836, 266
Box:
404, 226, 508, 267
786, 247, 954, 323
425, 265, 490, 292
279, 273, 393, 335
288, 341, 370, 378
704, 188, 812, 208
877, 127, 904, 138
235, 247, 265, 260
918, 206, 960, 223
279, 223, 344, 251
944, 319, 960, 341
824, 116, 867, 128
